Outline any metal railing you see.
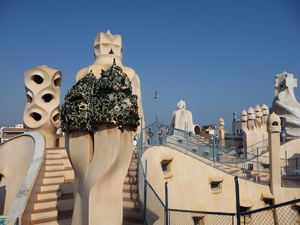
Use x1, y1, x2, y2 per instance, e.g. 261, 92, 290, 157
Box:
142, 122, 300, 187
138, 122, 300, 224
143, 122, 271, 185
0, 216, 6, 225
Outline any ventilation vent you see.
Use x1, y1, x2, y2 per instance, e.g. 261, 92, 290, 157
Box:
161, 159, 173, 179
32, 75, 43, 84
30, 112, 42, 121
42, 94, 53, 102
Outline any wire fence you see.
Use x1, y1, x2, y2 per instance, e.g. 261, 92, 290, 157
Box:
138, 122, 300, 224
168, 209, 235, 225
240, 198, 300, 225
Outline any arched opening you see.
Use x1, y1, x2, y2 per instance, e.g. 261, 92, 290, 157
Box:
53, 113, 59, 123
30, 112, 42, 121
32, 75, 43, 84
54, 77, 61, 87
42, 94, 53, 102
194, 125, 201, 135
26, 94, 32, 103
109, 49, 114, 54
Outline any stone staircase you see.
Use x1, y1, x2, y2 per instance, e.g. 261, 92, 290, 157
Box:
28, 147, 143, 225
123, 148, 144, 225
30, 147, 74, 225
168, 142, 271, 183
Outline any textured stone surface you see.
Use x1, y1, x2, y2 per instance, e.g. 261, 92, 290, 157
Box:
61, 60, 139, 132
240, 104, 269, 149
171, 100, 195, 134
23, 65, 61, 147
4, 132, 45, 224
63, 31, 142, 225
270, 71, 300, 136
75, 30, 145, 134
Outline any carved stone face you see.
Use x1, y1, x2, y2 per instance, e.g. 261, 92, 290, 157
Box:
247, 107, 255, 120
219, 118, 225, 126
255, 105, 263, 118
94, 30, 122, 59
177, 100, 186, 109
241, 110, 247, 122
261, 104, 269, 116
274, 72, 297, 98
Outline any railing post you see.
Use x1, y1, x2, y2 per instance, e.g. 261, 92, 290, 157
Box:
257, 147, 259, 171
143, 160, 147, 224
137, 118, 143, 188
165, 182, 169, 225
13, 217, 19, 225
234, 176, 241, 225
213, 134, 216, 167
140, 117, 143, 153
155, 122, 159, 146
243, 148, 246, 178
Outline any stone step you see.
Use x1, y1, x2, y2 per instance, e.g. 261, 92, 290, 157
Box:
129, 164, 137, 170
37, 189, 62, 201
123, 207, 143, 221
123, 216, 144, 225
229, 168, 241, 174
40, 182, 74, 193
220, 166, 231, 172
34, 200, 56, 211
123, 197, 140, 209
123, 182, 137, 192
46, 148, 68, 157
57, 197, 74, 212
46, 153, 62, 159
251, 172, 260, 176
45, 169, 74, 181
43, 176, 65, 185
124, 176, 137, 183
123, 190, 138, 199
215, 163, 223, 168
132, 153, 138, 159
128, 170, 137, 177
31, 218, 72, 225
30, 209, 73, 225
34, 193, 74, 211
46, 164, 65, 171
31, 207, 58, 221
45, 157, 72, 167
130, 158, 138, 164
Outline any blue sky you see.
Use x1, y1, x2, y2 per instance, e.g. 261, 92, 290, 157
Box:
1, 0, 300, 131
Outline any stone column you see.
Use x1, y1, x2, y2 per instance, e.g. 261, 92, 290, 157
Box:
218, 118, 225, 146
240, 110, 248, 150
61, 62, 140, 225
23, 65, 61, 147
66, 124, 135, 225
267, 112, 283, 204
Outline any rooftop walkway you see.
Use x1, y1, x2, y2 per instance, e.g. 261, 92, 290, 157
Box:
142, 122, 300, 188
